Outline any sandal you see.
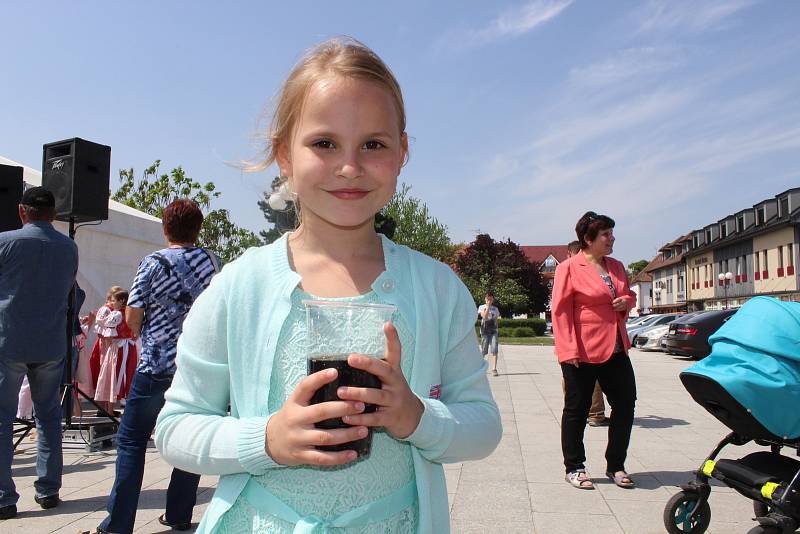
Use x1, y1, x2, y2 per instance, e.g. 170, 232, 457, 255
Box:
565, 469, 594, 489
606, 471, 635, 488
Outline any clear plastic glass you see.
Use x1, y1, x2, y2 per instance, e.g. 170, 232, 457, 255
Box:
304, 300, 396, 458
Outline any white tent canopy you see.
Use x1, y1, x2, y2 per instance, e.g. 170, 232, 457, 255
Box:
1, 156, 166, 315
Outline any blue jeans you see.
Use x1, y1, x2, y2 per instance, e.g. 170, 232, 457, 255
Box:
100, 371, 200, 534
0, 358, 65, 507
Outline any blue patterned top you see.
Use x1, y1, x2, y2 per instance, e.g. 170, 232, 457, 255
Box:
128, 247, 217, 375
217, 287, 418, 533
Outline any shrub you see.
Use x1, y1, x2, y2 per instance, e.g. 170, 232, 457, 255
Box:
513, 327, 535, 337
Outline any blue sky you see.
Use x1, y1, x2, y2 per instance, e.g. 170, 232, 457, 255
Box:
2, 1, 799, 265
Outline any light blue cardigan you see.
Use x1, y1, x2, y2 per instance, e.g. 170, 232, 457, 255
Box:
155, 234, 502, 533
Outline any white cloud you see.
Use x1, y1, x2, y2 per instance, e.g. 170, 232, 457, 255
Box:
635, 0, 758, 33
437, 0, 573, 52
568, 47, 683, 88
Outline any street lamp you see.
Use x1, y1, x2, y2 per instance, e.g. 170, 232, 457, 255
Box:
718, 271, 733, 309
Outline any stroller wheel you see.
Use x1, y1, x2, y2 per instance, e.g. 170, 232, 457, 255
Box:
664, 491, 711, 534
752, 501, 772, 518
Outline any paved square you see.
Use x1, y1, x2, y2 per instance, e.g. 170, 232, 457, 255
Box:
5, 346, 769, 533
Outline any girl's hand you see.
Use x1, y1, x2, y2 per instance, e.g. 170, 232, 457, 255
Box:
265, 369, 368, 467
611, 297, 627, 312
337, 322, 424, 439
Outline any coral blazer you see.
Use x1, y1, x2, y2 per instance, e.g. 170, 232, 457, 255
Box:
552, 251, 636, 364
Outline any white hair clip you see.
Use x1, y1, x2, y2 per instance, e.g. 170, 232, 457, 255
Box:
267, 182, 293, 210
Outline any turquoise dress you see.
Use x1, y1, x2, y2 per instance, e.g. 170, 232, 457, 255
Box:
217, 288, 418, 533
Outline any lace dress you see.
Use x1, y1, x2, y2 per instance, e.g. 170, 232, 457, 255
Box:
217, 288, 418, 533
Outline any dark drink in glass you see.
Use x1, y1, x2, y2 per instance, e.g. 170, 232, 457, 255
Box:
308, 353, 382, 457
304, 300, 396, 459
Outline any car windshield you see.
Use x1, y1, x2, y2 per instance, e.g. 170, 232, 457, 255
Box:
640, 315, 662, 327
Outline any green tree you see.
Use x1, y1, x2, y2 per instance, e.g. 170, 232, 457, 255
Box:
380, 184, 457, 264
197, 209, 263, 264
455, 233, 550, 316
113, 160, 260, 263
628, 259, 649, 275
257, 177, 297, 244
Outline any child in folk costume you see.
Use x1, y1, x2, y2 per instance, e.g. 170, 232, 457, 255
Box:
74, 313, 96, 399
90, 285, 124, 393
94, 290, 138, 414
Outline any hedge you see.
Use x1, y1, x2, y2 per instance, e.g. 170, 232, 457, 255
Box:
477, 317, 547, 336
477, 326, 544, 338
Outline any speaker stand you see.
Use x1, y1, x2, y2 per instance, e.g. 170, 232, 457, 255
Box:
61, 217, 119, 450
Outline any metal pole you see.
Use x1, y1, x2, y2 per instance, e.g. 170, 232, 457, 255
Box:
64, 217, 76, 426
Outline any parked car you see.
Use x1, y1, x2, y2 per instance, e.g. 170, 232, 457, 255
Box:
626, 315, 651, 327
663, 309, 737, 359
628, 313, 680, 344
634, 312, 706, 351
634, 323, 670, 351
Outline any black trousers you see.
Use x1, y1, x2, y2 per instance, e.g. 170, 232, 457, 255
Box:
560, 351, 636, 474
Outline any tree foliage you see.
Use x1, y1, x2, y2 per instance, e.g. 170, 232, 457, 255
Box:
380, 184, 457, 264
455, 233, 550, 316
628, 259, 649, 275
112, 160, 260, 263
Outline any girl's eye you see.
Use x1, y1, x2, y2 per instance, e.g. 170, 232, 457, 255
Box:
363, 140, 385, 150
312, 140, 335, 149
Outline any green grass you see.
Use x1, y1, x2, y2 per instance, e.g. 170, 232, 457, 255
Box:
499, 336, 554, 346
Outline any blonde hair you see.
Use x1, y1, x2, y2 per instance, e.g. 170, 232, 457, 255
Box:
253, 36, 406, 172
112, 290, 129, 306
106, 285, 124, 302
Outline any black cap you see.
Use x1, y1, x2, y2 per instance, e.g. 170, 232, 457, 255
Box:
21, 186, 56, 208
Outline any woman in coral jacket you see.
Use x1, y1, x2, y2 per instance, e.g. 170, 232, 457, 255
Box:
552, 211, 637, 490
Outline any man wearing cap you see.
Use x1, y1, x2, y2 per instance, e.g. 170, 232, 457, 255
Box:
0, 186, 78, 519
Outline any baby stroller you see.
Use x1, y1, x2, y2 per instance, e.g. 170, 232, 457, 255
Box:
663, 297, 800, 534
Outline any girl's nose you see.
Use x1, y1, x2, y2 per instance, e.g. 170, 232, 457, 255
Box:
336, 150, 364, 180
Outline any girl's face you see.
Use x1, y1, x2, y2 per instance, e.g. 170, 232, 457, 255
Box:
586, 228, 615, 258
111, 299, 125, 311
277, 76, 407, 230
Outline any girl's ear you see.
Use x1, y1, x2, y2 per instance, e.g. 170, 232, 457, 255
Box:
275, 140, 292, 178
399, 132, 409, 170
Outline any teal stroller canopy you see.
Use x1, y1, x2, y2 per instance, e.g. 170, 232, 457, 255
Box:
683, 297, 800, 440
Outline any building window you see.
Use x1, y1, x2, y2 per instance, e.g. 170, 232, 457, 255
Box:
756, 207, 765, 225
737, 215, 744, 232
755, 251, 760, 280
693, 235, 699, 248
667, 279, 673, 294
678, 274, 684, 292
706, 229, 712, 243
779, 196, 789, 217
720, 223, 728, 239
763, 249, 769, 278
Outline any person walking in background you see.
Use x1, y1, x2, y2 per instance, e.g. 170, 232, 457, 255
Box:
552, 212, 637, 490
478, 291, 501, 376
565, 240, 610, 428
0, 187, 78, 519
89, 199, 220, 534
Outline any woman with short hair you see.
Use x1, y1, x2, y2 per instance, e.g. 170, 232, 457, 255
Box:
551, 211, 637, 490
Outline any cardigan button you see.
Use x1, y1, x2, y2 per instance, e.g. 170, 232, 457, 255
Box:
381, 279, 395, 292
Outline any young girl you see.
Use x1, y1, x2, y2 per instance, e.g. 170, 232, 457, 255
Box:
155, 38, 501, 534
89, 285, 124, 396
94, 290, 138, 414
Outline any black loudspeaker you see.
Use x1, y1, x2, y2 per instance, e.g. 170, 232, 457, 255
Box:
0, 164, 24, 233
42, 137, 110, 222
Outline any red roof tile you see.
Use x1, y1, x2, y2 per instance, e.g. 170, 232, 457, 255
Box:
520, 245, 571, 265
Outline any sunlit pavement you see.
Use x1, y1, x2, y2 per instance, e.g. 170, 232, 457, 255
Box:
6, 346, 764, 533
